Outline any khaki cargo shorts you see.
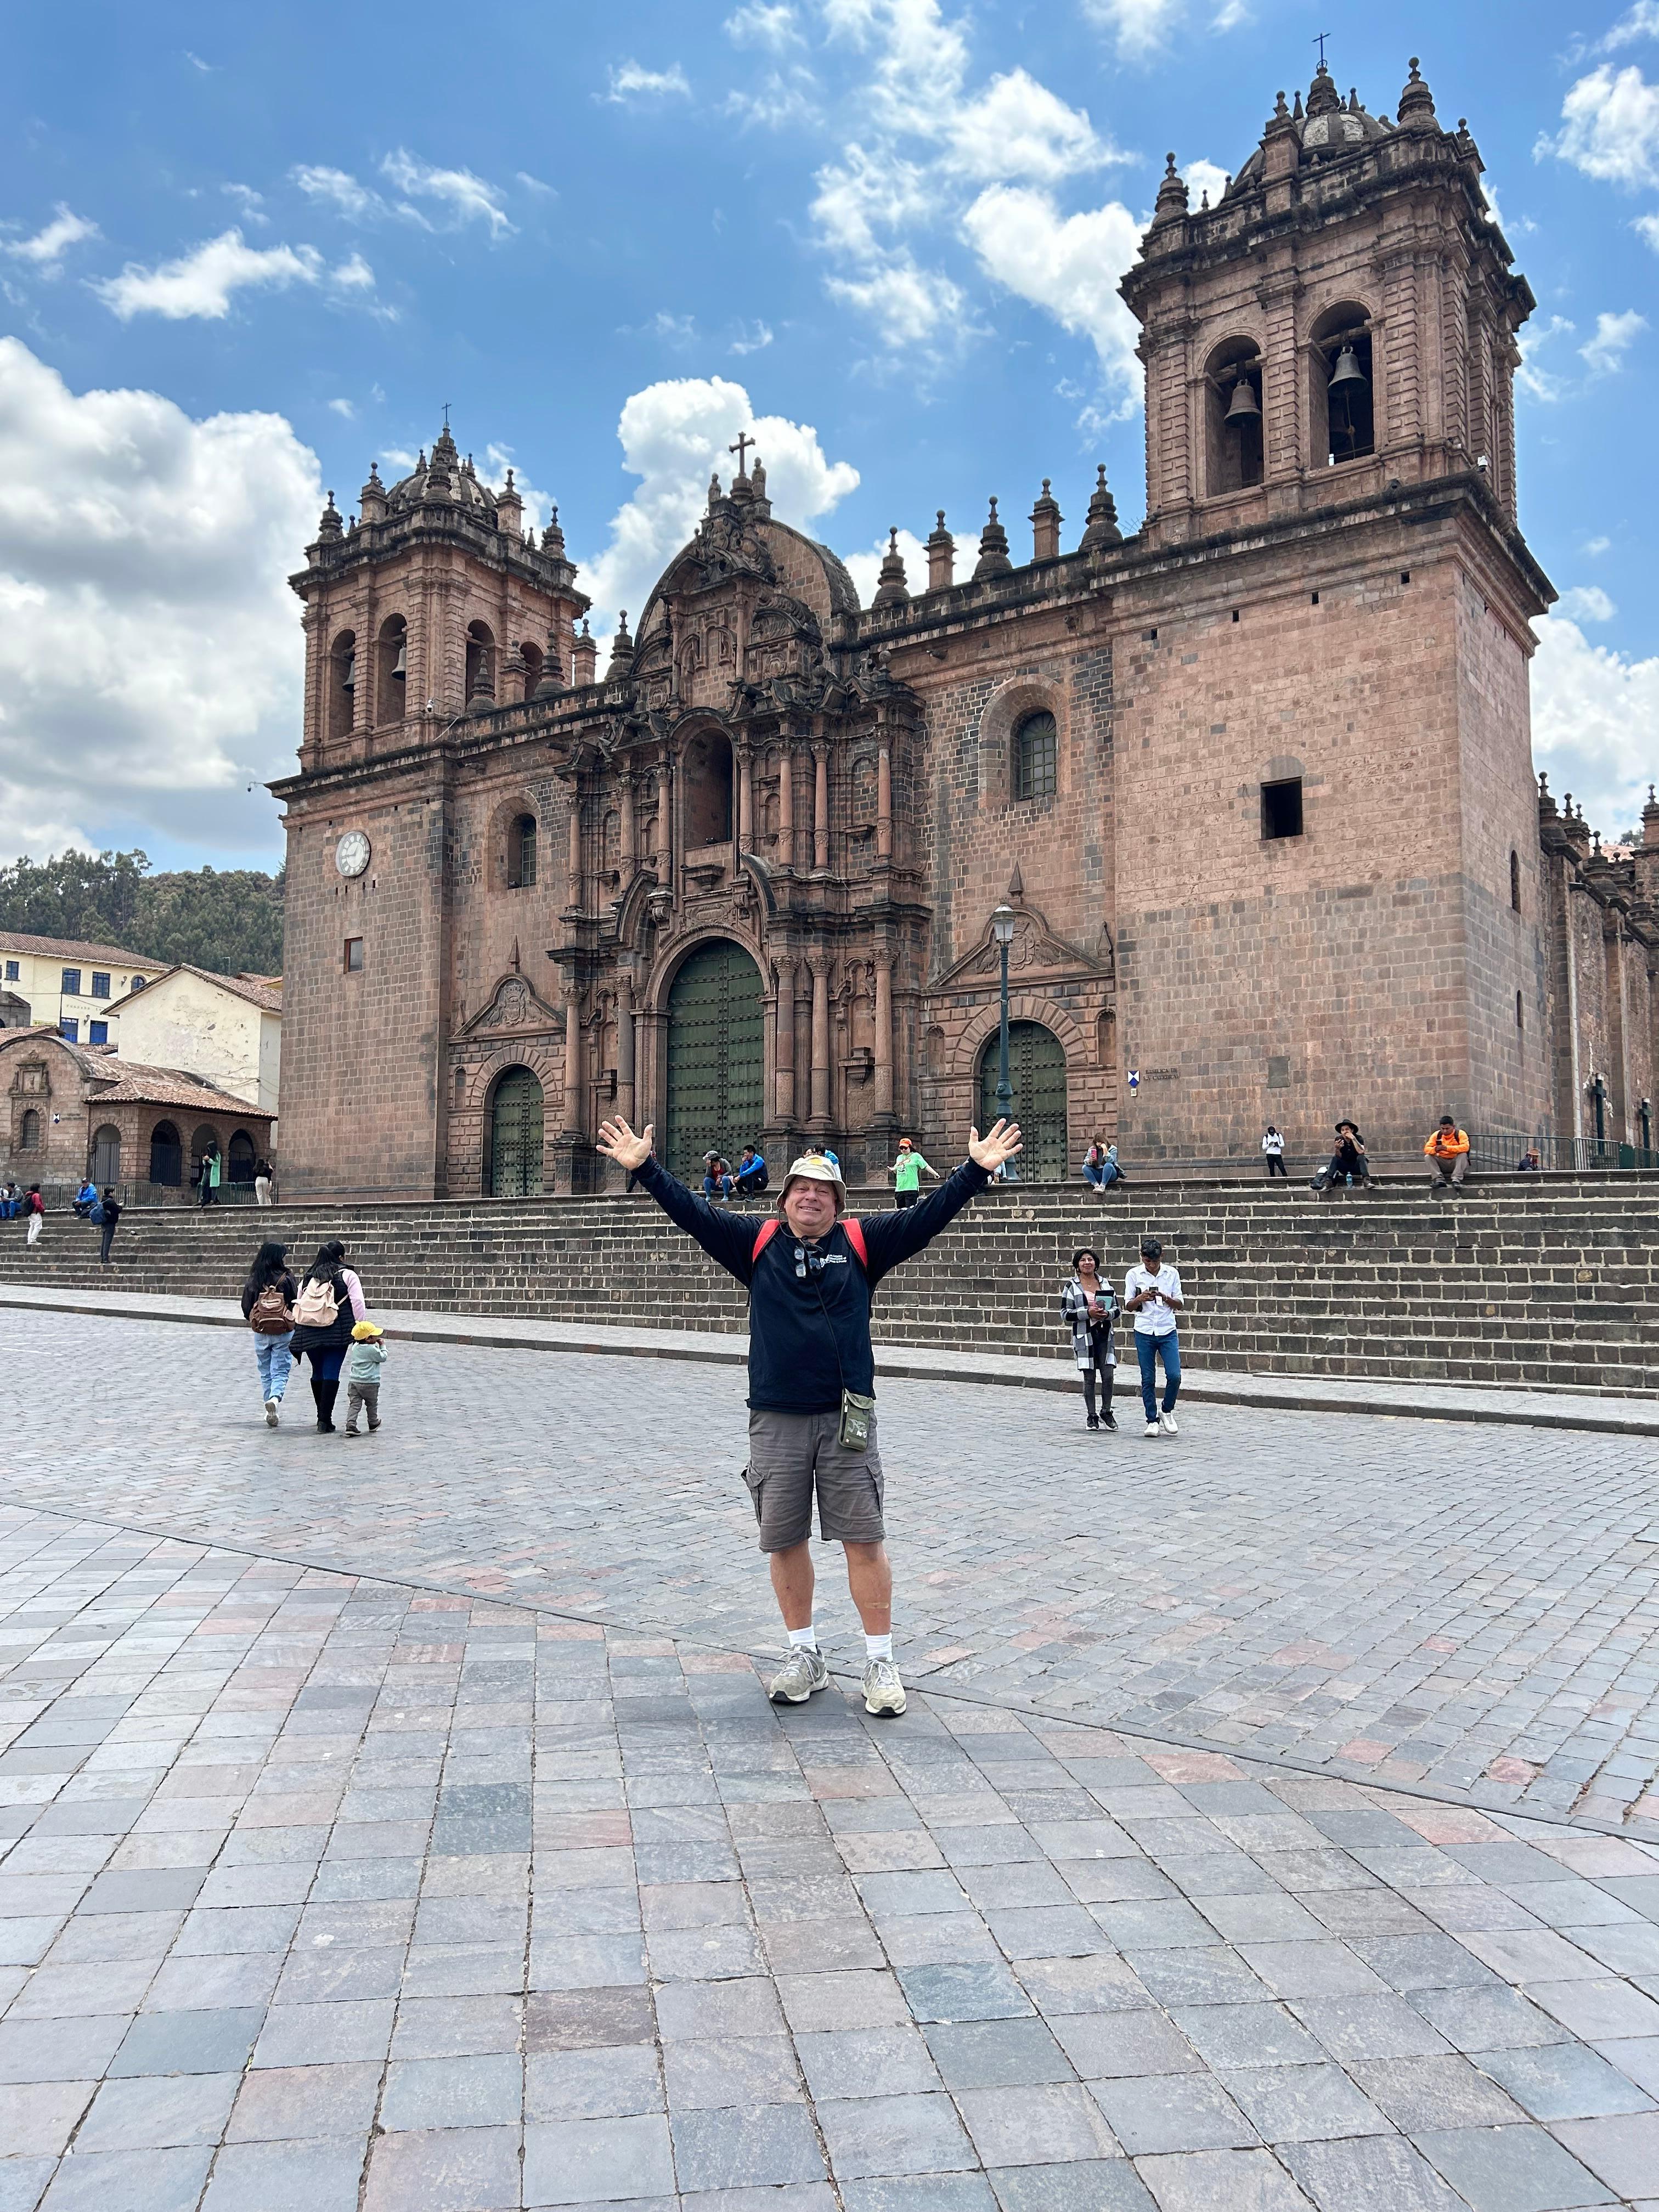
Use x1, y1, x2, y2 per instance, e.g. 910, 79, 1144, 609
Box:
744, 1408, 885, 1552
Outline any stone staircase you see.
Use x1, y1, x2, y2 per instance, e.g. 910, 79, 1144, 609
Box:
5, 1172, 1657, 1397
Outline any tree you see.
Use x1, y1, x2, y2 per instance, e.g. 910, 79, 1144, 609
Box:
0, 850, 284, 976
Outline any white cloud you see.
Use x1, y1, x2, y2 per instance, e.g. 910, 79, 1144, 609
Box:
944, 70, 1114, 184
646, 310, 698, 347
1581, 307, 1647, 373
961, 185, 1144, 404
516, 172, 556, 197
381, 150, 515, 236
1080, 0, 1184, 58
826, 256, 966, 344
292, 165, 382, 221
841, 523, 927, 607
1184, 159, 1230, 208
1637, 211, 1659, 246
730, 319, 775, 353
578, 376, 859, 644
1602, 2, 1659, 48
726, 67, 822, 128
1584, 535, 1613, 555
92, 229, 324, 321
811, 143, 934, 260
184, 50, 212, 72
1211, 0, 1250, 26
482, 443, 555, 532
0, 336, 318, 857
331, 252, 376, 292
222, 184, 267, 224
605, 60, 692, 103
2, 205, 100, 272
1516, 313, 1576, 402
1557, 584, 1618, 622
328, 398, 356, 420
725, 3, 804, 46
1537, 64, 1659, 188
1532, 612, 1659, 832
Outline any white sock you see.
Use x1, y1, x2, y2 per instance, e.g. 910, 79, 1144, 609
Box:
865, 1633, 893, 1662
788, 1624, 818, 1651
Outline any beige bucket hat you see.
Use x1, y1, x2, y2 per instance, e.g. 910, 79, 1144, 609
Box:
778, 1152, 847, 1210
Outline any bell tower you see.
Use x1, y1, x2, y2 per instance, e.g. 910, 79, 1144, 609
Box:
1122, 58, 1533, 545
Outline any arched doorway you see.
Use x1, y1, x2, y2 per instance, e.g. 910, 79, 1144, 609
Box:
666, 941, 764, 1177
149, 1120, 182, 1186
91, 1125, 121, 1185
978, 1022, 1069, 1183
486, 1067, 544, 1197
228, 1131, 257, 1184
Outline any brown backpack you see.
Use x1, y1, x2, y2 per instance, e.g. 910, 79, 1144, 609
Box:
247, 1282, 294, 1335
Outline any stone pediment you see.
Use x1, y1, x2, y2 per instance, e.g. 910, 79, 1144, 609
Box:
457, 973, 561, 1039
935, 902, 1114, 989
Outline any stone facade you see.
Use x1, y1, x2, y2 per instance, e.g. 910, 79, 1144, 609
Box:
272, 56, 1656, 1200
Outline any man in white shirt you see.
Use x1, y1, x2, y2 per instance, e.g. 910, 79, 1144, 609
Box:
1124, 1236, 1184, 1438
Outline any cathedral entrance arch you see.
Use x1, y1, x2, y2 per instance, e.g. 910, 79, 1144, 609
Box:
485, 1066, 544, 1197
978, 1022, 1069, 1183
665, 940, 764, 1178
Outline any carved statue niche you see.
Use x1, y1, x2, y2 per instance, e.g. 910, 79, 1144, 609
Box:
458, 973, 561, 1038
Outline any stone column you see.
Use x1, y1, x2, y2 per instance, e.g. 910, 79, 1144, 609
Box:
619, 776, 636, 876
562, 977, 583, 1138
778, 743, 796, 869
877, 738, 893, 862
567, 789, 583, 913
774, 955, 797, 1124
809, 957, 832, 1129
738, 746, 754, 853
873, 950, 894, 1119
813, 746, 830, 873
616, 972, 635, 1126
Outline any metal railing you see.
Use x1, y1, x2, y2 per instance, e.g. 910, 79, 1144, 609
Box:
1469, 1132, 1659, 1175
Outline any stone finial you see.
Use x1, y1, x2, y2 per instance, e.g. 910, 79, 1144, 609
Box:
1079, 464, 1122, 553
926, 509, 955, 591
496, 466, 524, 538
1292, 89, 1304, 121
359, 461, 387, 525
534, 624, 567, 699
543, 503, 567, 559
750, 458, 771, 517
1273, 90, 1289, 120
607, 612, 634, 679
1306, 62, 1340, 118
1397, 55, 1437, 132
571, 618, 599, 687
317, 492, 343, 543
873, 527, 911, 607
424, 429, 455, 499
1007, 861, 1025, 902
1030, 479, 1063, 563
1150, 150, 1189, 227
972, 496, 1013, 580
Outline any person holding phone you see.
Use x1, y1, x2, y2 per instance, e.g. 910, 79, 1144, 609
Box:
1124, 1236, 1185, 1437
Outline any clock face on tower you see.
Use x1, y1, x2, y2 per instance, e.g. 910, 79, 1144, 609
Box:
335, 831, 371, 878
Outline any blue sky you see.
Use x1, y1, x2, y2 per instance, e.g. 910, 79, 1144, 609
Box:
2, 0, 1656, 872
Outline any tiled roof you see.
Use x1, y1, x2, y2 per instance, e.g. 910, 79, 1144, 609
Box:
0, 1031, 269, 1118
0, 929, 163, 969
105, 964, 284, 1015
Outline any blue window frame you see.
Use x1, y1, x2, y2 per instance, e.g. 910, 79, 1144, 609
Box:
61, 967, 81, 995
60, 1017, 79, 1041
91, 973, 110, 999
89, 1020, 108, 1045
3, 960, 16, 981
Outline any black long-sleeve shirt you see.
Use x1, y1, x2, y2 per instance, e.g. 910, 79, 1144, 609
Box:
634, 1155, 991, 1412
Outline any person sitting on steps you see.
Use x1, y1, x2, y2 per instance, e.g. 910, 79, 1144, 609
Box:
1311, 1120, 1368, 1193
1425, 1113, 1471, 1194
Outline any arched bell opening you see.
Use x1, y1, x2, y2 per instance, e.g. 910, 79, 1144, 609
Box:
466, 620, 496, 705
376, 616, 408, 724
682, 729, 735, 849
328, 630, 357, 741
520, 640, 543, 701
1311, 303, 1375, 466
1204, 338, 1265, 493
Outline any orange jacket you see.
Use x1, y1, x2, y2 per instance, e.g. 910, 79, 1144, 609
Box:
1424, 1127, 1470, 1159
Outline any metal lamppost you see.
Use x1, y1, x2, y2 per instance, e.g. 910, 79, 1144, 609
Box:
991, 902, 1018, 1181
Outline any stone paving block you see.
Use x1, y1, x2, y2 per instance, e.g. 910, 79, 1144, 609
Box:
363, 2123, 522, 2211
777, 1968, 912, 2032
1554, 2111, 1659, 2198
1131, 2146, 1314, 2210
381, 2053, 523, 2131
924, 2018, 1075, 2090
1124, 1949, 1272, 2009
36, 2145, 215, 2212
1279, 2134, 1469, 2211
1288, 1993, 1452, 2062
1048, 2010, 1201, 2080
656, 1974, 786, 2040
1412, 2123, 1617, 2210
8, 1959, 154, 2018
1349, 2052, 1527, 2129
528, 2042, 666, 2119
1015, 1954, 1150, 2016
984, 2164, 1156, 2211
0, 2078, 95, 2157
817, 2091, 979, 2180
0, 2013, 128, 2082
956, 2081, 1120, 2166
669, 2102, 829, 2190
796, 2025, 943, 2101
199, 2135, 369, 2212
1088, 2072, 1257, 2156
225, 2060, 384, 2141
1216, 2062, 1390, 2145
75, 2069, 240, 2151
897, 1962, 1033, 2022
525, 1985, 657, 2049
1476, 2035, 1657, 2120
252, 1996, 395, 2068
1534, 1976, 1659, 2041
1409, 1984, 1571, 2051
0, 2159, 57, 2212
841, 2178, 999, 2212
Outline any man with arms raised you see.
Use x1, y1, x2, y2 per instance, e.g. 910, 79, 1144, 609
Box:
595, 1114, 1023, 1717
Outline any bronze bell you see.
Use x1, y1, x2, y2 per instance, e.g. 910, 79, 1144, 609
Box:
1329, 341, 1368, 391
1224, 376, 1261, 423
341, 650, 356, 690
391, 637, 407, 680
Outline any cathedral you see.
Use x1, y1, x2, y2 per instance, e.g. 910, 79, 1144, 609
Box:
272, 55, 1659, 1200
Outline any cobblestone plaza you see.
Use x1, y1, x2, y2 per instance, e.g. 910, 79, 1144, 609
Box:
3, 1311, 1659, 2209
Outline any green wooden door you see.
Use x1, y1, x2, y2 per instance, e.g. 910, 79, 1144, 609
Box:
979, 1021, 1069, 1183
667, 941, 765, 1178
489, 1066, 544, 1197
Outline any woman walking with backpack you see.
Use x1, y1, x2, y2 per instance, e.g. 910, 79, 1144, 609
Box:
242, 1240, 298, 1427
288, 1239, 366, 1434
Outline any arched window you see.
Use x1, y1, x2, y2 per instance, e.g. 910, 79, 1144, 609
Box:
149, 1120, 182, 1186
683, 730, 735, 847
376, 616, 407, 723
1311, 305, 1374, 466
521, 641, 543, 701
508, 814, 538, 890
1510, 849, 1521, 913
329, 631, 357, 740
466, 620, 495, 704
91, 1125, 121, 1184
228, 1131, 257, 1183
1012, 711, 1057, 802
19, 1108, 40, 1151
1205, 339, 1264, 493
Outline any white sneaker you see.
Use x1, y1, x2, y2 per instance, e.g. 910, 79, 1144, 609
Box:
1160, 1411, 1179, 1436
264, 1399, 279, 1427
1144, 1419, 1160, 1437
767, 1646, 829, 1703
862, 1657, 907, 1717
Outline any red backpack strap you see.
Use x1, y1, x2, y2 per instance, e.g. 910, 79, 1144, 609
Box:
844, 1218, 868, 1269
752, 1217, 781, 1261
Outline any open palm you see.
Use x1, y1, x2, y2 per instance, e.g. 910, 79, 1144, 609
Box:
968, 1119, 1023, 1173
596, 1116, 654, 1171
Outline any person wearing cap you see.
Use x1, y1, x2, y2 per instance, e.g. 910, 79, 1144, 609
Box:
1424, 1114, 1470, 1194
890, 1138, 938, 1210
1124, 1237, 1184, 1438
594, 1111, 1024, 1716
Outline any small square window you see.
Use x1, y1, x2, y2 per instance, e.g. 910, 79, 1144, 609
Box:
91, 973, 110, 998
60, 1017, 80, 1041
61, 967, 82, 995
1262, 778, 1304, 840
344, 937, 364, 973
89, 1020, 109, 1045
3, 960, 17, 981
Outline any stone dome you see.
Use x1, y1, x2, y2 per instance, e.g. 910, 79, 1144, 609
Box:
1227, 64, 1394, 196
382, 426, 499, 521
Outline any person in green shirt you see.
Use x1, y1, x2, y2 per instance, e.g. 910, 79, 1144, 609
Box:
890, 1137, 938, 1210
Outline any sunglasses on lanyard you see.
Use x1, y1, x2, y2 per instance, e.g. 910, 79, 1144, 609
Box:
794, 1245, 828, 1280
